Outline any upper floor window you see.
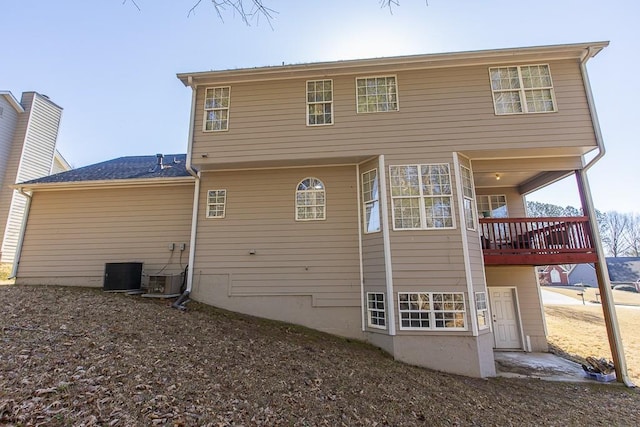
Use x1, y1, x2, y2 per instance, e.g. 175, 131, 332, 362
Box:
489, 65, 556, 115
389, 164, 454, 230
356, 76, 398, 113
461, 165, 475, 230
477, 195, 508, 218
203, 87, 230, 131
295, 177, 325, 221
307, 80, 333, 126
206, 189, 227, 218
361, 169, 381, 233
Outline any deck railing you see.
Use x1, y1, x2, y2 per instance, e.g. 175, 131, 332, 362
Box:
479, 216, 598, 265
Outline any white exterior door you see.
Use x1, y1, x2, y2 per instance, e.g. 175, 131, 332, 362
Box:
489, 287, 522, 349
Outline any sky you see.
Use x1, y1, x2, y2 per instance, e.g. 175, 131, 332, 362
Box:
2, 0, 639, 213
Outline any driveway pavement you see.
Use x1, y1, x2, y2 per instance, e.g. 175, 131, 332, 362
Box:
541, 288, 594, 305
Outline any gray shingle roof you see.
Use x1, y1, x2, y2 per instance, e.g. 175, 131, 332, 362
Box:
606, 257, 640, 283
22, 154, 190, 185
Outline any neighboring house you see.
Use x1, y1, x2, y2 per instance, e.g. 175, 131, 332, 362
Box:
0, 91, 69, 264
13, 42, 611, 378
567, 258, 640, 287
539, 265, 569, 285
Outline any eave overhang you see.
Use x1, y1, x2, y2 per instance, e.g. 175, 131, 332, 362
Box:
0, 91, 25, 113
178, 41, 609, 87
13, 176, 195, 192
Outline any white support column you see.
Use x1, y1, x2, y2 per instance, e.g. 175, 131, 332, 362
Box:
378, 155, 396, 336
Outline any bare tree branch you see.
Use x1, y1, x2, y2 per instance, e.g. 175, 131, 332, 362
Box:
188, 0, 277, 28
122, 0, 141, 12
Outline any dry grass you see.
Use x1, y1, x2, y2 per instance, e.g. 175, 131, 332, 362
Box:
0, 263, 11, 282
544, 302, 640, 384
2, 285, 640, 426
546, 286, 640, 306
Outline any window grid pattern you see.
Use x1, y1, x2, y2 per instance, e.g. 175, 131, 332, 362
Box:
204, 87, 230, 131
206, 190, 227, 218
398, 292, 467, 330
477, 195, 508, 218
461, 165, 475, 230
356, 76, 398, 113
367, 292, 386, 329
389, 164, 454, 230
490, 65, 555, 115
362, 169, 381, 233
475, 292, 489, 329
296, 177, 326, 221
306, 80, 333, 126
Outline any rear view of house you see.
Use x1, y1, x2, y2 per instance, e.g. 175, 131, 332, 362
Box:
14, 42, 620, 378
0, 91, 68, 265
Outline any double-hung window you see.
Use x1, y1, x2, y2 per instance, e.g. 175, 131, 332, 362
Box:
306, 80, 333, 125
356, 76, 398, 113
203, 87, 230, 131
206, 190, 227, 218
367, 292, 386, 329
489, 64, 556, 115
475, 291, 489, 330
477, 195, 508, 218
389, 164, 454, 230
398, 292, 467, 330
461, 165, 475, 230
295, 177, 326, 221
361, 169, 380, 233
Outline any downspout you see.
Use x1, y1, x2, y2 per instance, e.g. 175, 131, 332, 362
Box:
578, 46, 633, 386
9, 188, 32, 279
355, 164, 365, 331
174, 78, 200, 310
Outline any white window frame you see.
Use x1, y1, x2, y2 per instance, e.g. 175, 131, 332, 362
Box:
475, 291, 489, 330
361, 168, 381, 234
461, 165, 476, 231
356, 75, 399, 113
489, 64, 557, 115
398, 292, 467, 331
206, 189, 227, 218
366, 292, 387, 329
389, 164, 455, 231
203, 86, 231, 132
295, 177, 326, 221
477, 195, 508, 218
306, 79, 333, 126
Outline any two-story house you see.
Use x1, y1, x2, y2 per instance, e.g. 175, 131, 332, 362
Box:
0, 91, 69, 267
12, 42, 626, 380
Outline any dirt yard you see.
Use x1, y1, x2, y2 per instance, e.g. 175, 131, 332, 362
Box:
2, 285, 639, 426
543, 287, 640, 384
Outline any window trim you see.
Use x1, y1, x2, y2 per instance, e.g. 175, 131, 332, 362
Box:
389, 163, 456, 231
475, 291, 489, 330
306, 79, 334, 126
397, 291, 467, 331
361, 168, 381, 234
203, 86, 231, 132
460, 165, 476, 231
477, 194, 508, 218
295, 177, 326, 221
206, 189, 227, 219
489, 64, 557, 115
366, 292, 387, 330
355, 75, 399, 114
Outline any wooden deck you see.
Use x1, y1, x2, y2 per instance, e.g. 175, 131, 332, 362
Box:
480, 217, 598, 266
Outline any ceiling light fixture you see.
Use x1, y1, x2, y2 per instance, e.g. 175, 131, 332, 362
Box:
495, 173, 501, 181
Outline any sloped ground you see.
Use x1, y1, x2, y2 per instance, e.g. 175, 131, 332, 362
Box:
1, 286, 639, 426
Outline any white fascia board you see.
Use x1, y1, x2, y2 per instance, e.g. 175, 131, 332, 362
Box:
0, 91, 25, 113
13, 176, 195, 192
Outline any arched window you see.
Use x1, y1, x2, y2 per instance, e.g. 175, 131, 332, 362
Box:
550, 269, 561, 283
296, 177, 325, 221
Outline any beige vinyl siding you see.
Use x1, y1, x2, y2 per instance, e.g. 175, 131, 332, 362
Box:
192, 59, 595, 165
1, 93, 63, 263
16, 184, 193, 286
190, 166, 362, 336
0, 96, 20, 188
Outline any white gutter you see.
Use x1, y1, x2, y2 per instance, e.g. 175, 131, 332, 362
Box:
185, 79, 200, 293
9, 188, 32, 279
577, 46, 633, 387
355, 164, 365, 331
378, 155, 396, 336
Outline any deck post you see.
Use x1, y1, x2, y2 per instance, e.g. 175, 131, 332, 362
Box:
576, 170, 633, 386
